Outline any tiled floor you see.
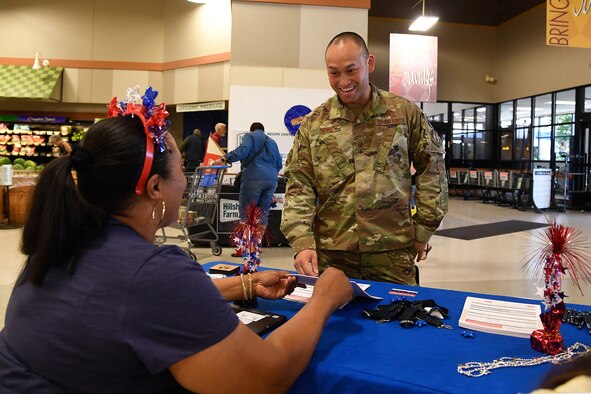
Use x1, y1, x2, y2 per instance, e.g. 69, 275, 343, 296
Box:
1, 198, 590, 329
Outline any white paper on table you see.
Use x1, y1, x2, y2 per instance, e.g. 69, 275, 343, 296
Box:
458, 296, 544, 338
284, 274, 382, 306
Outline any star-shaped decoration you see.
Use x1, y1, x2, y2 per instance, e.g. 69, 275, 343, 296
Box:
125, 85, 141, 104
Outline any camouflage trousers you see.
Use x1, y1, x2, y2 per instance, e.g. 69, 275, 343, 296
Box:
317, 247, 418, 286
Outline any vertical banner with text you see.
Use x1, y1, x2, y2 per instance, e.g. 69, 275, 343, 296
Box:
389, 34, 438, 103
547, 0, 591, 48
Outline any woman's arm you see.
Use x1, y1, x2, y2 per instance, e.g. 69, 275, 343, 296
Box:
212, 271, 297, 302
225, 133, 254, 163
170, 267, 352, 394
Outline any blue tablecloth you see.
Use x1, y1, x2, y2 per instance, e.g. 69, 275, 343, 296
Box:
204, 263, 591, 394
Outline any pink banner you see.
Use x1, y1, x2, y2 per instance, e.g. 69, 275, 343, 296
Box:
389, 34, 438, 102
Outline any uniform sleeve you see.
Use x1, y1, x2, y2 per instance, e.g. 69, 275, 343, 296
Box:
408, 106, 449, 243
280, 119, 318, 254
226, 133, 253, 164
124, 247, 238, 374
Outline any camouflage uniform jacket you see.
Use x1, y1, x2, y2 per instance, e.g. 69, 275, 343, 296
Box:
281, 85, 448, 254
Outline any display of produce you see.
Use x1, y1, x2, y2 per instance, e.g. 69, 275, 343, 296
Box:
0, 120, 89, 167
0, 156, 44, 172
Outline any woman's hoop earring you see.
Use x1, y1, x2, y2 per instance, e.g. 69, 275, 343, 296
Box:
152, 200, 166, 227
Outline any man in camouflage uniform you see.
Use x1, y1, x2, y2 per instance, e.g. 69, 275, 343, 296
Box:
280, 32, 448, 285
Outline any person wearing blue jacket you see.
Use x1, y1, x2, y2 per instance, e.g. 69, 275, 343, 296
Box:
216, 122, 283, 232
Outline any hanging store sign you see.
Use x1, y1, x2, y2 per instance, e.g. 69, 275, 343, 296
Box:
547, 0, 591, 48
17, 116, 67, 123
176, 101, 226, 112
389, 34, 438, 102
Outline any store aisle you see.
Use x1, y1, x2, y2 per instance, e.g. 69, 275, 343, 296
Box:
1, 198, 590, 328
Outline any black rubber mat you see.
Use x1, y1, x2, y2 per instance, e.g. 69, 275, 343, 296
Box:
434, 220, 548, 240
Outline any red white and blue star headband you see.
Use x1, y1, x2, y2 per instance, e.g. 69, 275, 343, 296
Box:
107, 86, 169, 195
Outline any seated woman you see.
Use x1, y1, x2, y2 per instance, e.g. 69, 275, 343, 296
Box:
0, 90, 353, 393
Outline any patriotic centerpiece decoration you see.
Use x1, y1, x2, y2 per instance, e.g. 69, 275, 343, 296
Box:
525, 220, 591, 355
231, 203, 265, 274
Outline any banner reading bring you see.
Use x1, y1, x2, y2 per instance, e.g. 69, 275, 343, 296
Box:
547, 0, 591, 48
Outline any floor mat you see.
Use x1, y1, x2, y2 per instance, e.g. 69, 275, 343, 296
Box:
434, 220, 548, 240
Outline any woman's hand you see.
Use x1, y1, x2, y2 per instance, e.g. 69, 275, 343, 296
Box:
253, 271, 297, 300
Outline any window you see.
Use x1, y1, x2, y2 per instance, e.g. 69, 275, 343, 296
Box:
474, 131, 490, 160
475, 107, 488, 130
499, 101, 513, 128
515, 127, 530, 161
554, 89, 575, 160
533, 125, 552, 161
534, 94, 552, 126
585, 86, 591, 112
515, 98, 531, 127
423, 102, 448, 122
452, 129, 474, 161
500, 131, 513, 161
451, 103, 492, 162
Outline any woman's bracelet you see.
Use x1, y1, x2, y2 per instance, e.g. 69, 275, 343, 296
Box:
240, 274, 248, 301
247, 272, 253, 300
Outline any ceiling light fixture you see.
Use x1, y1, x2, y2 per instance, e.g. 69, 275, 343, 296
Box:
187, 0, 208, 3
409, 0, 439, 32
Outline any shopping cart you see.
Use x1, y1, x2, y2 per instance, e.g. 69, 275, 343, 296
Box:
158, 165, 227, 259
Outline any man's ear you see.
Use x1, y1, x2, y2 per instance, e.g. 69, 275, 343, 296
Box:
367, 54, 375, 74
145, 174, 162, 200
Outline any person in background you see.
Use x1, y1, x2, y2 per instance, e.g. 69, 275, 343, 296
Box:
178, 128, 205, 173
0, 112, 352, 393
213, 122, 283, 257
281, 31, 448, 285
48, 134, 72, 156
210, 122, 227, 147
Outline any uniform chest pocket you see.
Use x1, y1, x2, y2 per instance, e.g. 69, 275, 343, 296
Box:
315, 133, 354, 189
373, 122, 409, 179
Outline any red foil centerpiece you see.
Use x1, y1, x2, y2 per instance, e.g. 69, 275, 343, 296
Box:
525, 220, 591, 355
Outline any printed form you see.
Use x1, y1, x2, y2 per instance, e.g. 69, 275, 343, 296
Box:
459, 296, 544, 338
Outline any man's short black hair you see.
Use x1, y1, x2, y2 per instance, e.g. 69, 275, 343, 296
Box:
250, 122, 265, 132
325, 31, 369, 58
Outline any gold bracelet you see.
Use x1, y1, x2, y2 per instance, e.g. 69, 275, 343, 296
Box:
247, 272, 253, 300
240, 274, 248, 301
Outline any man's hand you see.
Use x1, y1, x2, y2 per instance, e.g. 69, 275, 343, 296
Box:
294, 249, 319, 276
211, 158, 225, 166
415, 241, 430, 262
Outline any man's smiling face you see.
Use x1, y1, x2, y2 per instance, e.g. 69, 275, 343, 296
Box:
325, 38, 375, 114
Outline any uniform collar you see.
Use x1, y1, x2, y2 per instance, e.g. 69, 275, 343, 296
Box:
328, 84, 389, 122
